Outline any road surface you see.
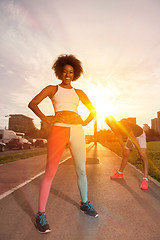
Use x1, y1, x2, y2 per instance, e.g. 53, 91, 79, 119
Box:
0, 143, 160, 240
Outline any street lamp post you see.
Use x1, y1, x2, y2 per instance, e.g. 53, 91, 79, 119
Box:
94, 116, 97, 145
5, 115, 10, 129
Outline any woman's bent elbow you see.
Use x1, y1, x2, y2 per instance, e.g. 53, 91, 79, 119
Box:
28, 101, 35, 110
28, 102, 32, 109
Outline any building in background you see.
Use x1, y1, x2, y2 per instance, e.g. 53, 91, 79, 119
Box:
121, 117, 136, 124
151, 111, 160, 135
8, 114, 35, 134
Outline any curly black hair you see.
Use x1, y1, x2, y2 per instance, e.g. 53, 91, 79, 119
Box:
52, 54, 83, 81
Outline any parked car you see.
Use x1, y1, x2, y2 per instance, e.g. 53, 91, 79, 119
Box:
0, 142, 6, 152
0, 129, 17, 144
35, 139, 47, 148
8, 138, 32, 150
28, 138, 37, 146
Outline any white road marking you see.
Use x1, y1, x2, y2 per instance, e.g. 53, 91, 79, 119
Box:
0, 143, 94, 200
0, 157, 70, 200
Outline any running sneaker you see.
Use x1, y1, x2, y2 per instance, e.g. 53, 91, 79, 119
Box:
35, 212, 51, 233
140, 178, 148, 190
110, 171, 123, 179
80, 201, 98, 217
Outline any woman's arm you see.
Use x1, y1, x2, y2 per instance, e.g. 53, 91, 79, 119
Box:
28, 85, 57, 125
105, 117, 125, 149
75, 89, 96, 126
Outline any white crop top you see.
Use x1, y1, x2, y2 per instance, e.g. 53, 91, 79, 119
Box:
52, 85, 79, 113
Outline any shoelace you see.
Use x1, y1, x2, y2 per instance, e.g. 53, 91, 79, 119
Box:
85, 201, 94, 211
39, 213, 47, 226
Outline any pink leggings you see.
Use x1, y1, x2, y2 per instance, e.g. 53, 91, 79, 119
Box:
38, 123, 87, 212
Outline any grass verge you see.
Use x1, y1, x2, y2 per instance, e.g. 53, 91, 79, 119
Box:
100, 140, 160, 182
0, 148, 47, 164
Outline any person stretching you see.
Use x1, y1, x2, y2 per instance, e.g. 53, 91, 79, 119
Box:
105, 116, 149, 190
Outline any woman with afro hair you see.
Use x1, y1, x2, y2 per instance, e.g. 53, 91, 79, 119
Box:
28, 54, 98, 233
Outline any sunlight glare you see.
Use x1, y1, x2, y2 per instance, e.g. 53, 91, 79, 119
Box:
87, 84, 117, 130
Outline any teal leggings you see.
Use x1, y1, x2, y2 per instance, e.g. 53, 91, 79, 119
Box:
38, 123, 87, 212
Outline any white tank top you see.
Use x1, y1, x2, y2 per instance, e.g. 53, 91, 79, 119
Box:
52, 85, 79, 113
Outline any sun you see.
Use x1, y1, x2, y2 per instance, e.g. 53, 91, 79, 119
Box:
77, 83, 119, 132
86, 85, 118, 130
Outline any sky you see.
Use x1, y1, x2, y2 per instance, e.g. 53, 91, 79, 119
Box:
0, 0, 160, 133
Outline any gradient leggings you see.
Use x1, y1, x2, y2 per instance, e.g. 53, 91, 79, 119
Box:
38, 123, 87, 212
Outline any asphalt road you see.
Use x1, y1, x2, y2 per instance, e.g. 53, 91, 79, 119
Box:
0, 143, 160, 240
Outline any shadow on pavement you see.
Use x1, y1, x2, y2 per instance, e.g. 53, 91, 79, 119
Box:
13, 186, 36, 224
51, 188, 79, 209
111, 178, 160, 224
